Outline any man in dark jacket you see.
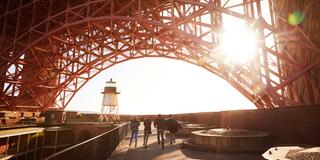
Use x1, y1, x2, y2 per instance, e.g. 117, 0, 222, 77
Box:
166, 115, 182, 144
154, 114, 166, 148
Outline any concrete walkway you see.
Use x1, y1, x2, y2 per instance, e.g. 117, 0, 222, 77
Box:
109, 128, 266, 160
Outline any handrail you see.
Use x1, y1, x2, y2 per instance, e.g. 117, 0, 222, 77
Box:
44, 122, 130, 160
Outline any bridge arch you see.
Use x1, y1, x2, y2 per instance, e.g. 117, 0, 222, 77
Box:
1, 0, 319, 111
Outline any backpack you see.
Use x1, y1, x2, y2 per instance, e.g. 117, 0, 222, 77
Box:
166, 118, 180, 133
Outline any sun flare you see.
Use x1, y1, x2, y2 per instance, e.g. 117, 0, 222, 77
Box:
221, 31, 258, 64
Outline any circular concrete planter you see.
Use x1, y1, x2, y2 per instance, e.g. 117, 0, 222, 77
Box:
187, 128, 269, 152
176, 123, 217, 136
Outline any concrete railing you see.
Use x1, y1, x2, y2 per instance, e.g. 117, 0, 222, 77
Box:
44, 122, 130, 160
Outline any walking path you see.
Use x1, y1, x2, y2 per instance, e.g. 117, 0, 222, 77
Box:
109, 128, 266, 160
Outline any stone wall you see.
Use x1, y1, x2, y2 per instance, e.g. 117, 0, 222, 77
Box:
175, 105, 320, 146
67, 105, 320, 146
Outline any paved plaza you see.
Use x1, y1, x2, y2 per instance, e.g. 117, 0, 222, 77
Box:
110, 128, 266, 160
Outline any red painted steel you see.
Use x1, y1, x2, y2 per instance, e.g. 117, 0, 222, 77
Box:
0, 0, 319, 111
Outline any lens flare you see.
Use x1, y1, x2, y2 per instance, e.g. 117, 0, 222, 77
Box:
288, 11, 303, 26
221, 31, 258, 64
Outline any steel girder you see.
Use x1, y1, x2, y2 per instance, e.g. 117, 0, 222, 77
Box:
0, 0, 319, 111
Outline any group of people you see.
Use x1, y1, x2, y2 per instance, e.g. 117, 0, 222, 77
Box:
129, 114, 182, 149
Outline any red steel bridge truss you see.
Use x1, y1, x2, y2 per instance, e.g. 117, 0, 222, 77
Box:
0, 0, 319, 111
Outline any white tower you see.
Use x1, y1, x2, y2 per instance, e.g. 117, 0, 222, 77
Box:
100, 79, 120, 123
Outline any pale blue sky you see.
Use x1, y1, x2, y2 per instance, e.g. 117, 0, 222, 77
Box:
66, 58, 256, 115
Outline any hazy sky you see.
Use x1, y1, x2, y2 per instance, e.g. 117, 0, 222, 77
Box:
66, 58, 256, 115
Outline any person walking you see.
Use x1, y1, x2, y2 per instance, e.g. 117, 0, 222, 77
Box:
154, 114, 167, 148
129, 116, 140, 147
166, 115, 182, 144
143, 117, 152, 148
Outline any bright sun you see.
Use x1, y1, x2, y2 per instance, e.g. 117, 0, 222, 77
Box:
221, 31, 258, 64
